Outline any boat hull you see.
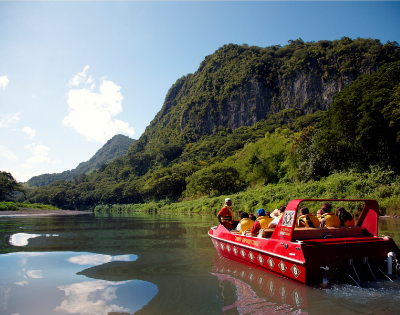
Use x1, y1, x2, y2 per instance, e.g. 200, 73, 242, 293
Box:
209, 225, 400, 285
209, 226, 307, 283
211, 199, 400, 285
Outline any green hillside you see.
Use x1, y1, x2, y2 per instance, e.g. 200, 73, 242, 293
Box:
26, 135, 135, 187
14, 38, 400, 212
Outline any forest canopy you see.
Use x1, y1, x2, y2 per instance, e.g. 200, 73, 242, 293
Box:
7, 38, 400, 210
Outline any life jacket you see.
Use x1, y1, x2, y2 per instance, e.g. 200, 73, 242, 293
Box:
298, 214, 320, 228
321, 212, 341, 227
220, 205, 233, 227
344, 216, 355, 226
256, 216, 273, 229
239, 218, 255, 234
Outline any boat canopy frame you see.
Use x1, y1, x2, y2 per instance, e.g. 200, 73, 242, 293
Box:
270, 199, 379, 242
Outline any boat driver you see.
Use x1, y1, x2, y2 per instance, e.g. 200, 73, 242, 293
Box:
218, 198, 234, 230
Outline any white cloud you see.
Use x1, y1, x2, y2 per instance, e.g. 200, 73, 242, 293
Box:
68, 254, 132, 266
9, 233, 41, 246
68, 65, 89, 87
26, 270, 43, 279
55, 280, 131, 315
0, 112, 20, 128
0, 145, 17, 160
22, 126, 36, 139
63, 76, 134, 144
23, 143, 59, 169
0, 75, 9, 90
15, 281, 29, 286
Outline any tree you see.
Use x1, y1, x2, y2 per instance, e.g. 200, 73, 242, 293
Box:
0, 171, 25, 201
315, 60, 400, 173
186, 164, 243, 196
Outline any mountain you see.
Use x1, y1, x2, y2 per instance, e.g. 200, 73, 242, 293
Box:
26, 134, 135, 187
131, 37, 399, 154
19, 37, 400, 209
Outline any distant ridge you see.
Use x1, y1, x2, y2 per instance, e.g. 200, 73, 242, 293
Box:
26, 134, 135, 187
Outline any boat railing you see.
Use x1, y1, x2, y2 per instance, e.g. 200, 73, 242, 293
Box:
270, 199, 379, 242
259, 226, 363, 240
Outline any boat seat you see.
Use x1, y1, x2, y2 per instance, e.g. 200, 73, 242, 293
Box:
260, 228, 275, 238
259, 226, 363, 240
293, 226, 362, 240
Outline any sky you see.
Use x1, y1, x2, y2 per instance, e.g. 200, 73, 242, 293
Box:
1, 1, 400, 183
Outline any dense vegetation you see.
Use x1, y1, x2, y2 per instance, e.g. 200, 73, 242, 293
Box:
0, 201, 59, 211
26, 135, 135, 187
5, 38, 400, 214
0, 171, 25, 201
291, 61, 400, 181
95, 166, 400, 216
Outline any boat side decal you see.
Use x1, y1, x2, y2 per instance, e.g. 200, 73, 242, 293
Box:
291, 264, 301, 278
248, 251, 255, 262
278, 261, 287, 273
267, 257, 275, 269
233, 246, 238, 256
209, 234, 305, 265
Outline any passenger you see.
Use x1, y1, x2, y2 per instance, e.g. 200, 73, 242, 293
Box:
335, 207, 355, 226
247, 208, 273, 236
298, 207, 320, 228
249, 214, 256, 221
319, 203, 341, 227
271, 209, 279, 218
218, 198, 234, 230
268, 206, 286, 228
236, 212, 255, 235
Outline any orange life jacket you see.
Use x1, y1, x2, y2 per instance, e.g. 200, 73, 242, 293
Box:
344, 216, 355, 226
221, 205, 233, 225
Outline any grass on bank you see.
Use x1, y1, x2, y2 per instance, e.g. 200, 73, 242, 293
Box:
0, 201, 60, 211
95, 167, 400, 216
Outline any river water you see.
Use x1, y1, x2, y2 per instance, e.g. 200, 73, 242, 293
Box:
0, 212, 400, 315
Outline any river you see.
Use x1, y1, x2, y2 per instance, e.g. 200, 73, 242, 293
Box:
0, 212, 400, 315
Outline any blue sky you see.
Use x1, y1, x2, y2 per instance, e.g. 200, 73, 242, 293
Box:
1, 1, 399, 182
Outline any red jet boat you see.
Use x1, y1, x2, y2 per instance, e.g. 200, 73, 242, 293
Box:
209, 199, 400, 285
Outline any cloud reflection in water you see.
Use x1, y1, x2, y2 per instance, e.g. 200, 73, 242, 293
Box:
55, 280, 131, 315
68, 254, 133, 266
0, 251, 156, 315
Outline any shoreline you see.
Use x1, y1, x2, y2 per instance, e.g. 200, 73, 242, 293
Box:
0, 208, 93, 217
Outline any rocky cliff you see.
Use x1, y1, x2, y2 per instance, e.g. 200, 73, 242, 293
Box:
130, 38, 400, 153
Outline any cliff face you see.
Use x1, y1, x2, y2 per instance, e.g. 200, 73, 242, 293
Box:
178, 66, 374, 135
131, 38, 400, 153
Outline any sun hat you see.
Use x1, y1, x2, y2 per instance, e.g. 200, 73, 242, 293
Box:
272, 209, 279, 217
225, 198, 231, 203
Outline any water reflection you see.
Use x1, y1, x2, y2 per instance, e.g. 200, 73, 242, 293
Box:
0, 252, 157, 315
1, 213, 400, 314
211, 254, 308, 314
55, 279, 132, 314
9, 233, 42, 246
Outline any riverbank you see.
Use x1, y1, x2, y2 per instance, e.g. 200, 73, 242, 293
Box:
0, 208, 93, 216
94, 173, 400, 217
